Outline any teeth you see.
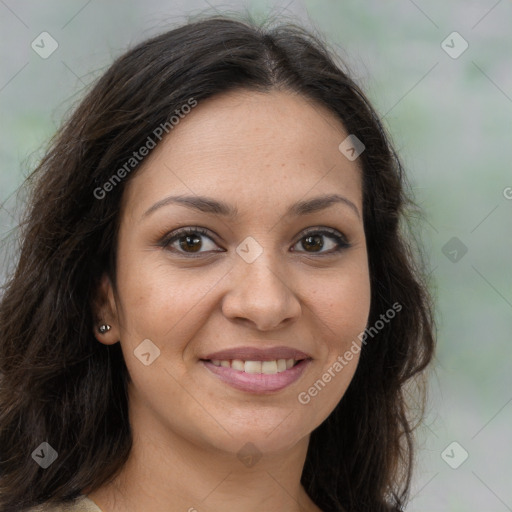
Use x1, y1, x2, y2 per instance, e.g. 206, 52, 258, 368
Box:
231, 359, 245, 371
261, 360, 278, 374
244, 361, 262, 374
209, 358, 300, 374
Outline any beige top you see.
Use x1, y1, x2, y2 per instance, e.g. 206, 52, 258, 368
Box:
26, 495, 103, 512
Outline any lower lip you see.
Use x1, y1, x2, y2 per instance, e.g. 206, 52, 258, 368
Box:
202, 359, 311, 393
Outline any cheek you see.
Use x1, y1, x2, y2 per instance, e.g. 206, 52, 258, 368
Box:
298, 268, 370, 421
115, 255, 221, 350
312, 262, 371, 340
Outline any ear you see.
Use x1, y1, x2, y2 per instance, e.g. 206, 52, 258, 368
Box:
91, 273, 120, 345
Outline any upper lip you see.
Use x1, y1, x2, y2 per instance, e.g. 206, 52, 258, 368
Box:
202, 346, 312, 361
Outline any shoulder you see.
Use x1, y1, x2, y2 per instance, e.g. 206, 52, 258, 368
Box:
24, 495, 103, 512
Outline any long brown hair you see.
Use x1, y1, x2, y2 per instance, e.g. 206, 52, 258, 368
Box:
0, 14, 435, 512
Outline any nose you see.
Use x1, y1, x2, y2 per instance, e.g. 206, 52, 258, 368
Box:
221, 252, 302, 331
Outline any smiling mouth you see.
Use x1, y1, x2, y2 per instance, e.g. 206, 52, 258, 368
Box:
201, 357, 312, 393
201, 358, 305, 374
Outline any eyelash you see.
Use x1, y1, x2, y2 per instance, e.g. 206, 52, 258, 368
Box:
159, 226, 351, 258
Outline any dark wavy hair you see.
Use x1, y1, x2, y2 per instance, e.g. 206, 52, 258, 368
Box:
0, 13, 435, 512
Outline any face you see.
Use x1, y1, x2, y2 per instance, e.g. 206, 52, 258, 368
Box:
95, 89, 371, 457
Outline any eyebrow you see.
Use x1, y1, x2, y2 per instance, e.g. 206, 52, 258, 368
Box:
142, 193, 360, 220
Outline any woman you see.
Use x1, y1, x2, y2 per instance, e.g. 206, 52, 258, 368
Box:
0, 14, 435, 512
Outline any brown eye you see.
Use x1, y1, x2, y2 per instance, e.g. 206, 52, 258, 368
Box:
160, 226, 350, 258
178, 234, 202, 252
292, 229, 350, 255
301, 234, 324, 252
161, 227, 220, 255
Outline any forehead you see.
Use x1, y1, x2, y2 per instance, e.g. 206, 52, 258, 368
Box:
121, 89, 363, 220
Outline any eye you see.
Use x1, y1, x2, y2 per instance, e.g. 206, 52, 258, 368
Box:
291, 228, 351, 255
160, 227, 221, 256
159, 226, 351, 257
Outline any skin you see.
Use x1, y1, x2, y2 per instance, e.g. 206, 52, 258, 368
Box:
88, 89, 371, 512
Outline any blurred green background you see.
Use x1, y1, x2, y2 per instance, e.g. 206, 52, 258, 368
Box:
1, 1, 511, 510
